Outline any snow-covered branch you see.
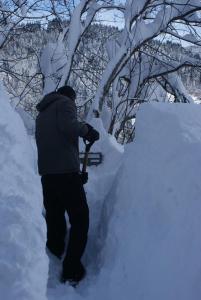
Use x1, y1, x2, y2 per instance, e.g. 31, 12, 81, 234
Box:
92, 0, 201, 113
58, 0, 125, 87
0, 0, 41, 49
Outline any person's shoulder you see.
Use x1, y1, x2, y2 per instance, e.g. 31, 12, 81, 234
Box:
36, 92, 60, 112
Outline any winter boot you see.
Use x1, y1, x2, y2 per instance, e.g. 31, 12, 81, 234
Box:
61, 261, 86, 286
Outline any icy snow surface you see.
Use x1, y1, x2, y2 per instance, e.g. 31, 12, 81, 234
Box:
48, 103, 201, 300
0, 86, 48, 300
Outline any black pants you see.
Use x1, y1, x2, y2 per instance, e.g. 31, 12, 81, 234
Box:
41, 173, 89, 273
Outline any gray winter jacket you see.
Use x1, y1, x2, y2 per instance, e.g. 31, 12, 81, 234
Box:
35, 92, 88, 175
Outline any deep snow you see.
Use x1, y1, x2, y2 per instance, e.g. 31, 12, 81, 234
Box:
47, 103, 201, 300
0, 86, 48, 300
90, 103, 201, 300
1, 90, 201, 300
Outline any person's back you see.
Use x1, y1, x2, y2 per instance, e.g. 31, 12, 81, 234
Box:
35, 86, 99, 285
36, 92, 87, 175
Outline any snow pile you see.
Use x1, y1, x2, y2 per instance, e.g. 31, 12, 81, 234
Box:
91, 103, 201, 300
0, 86, 48, 300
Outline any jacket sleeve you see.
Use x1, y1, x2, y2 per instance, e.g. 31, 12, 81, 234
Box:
57, 98, 88, 138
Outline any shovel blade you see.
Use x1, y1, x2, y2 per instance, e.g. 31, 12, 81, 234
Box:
79, 152, 103, 166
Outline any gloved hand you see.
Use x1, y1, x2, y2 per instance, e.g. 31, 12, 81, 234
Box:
80, 172, 88, 184
84, 124, 99, 143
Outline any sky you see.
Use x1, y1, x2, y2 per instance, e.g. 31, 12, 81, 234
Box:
96, 8, 125, 29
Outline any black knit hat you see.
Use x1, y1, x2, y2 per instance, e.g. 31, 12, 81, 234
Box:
57, 86, 76, 101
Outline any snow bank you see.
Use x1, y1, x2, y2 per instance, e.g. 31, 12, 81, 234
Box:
0, 86, 48, 300
92, 103, 201, 300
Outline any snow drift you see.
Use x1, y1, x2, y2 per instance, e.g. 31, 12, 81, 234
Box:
87, 103, 201, 300
47, 103, 201, 300
0, 86, 48, 300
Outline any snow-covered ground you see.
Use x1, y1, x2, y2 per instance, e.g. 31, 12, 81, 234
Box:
1, 87, 201, 300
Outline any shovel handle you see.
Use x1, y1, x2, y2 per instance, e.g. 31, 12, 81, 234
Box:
82, 139, 95, 173
83, 139, 95, 152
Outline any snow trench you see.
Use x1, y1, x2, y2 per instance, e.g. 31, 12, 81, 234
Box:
46, 118, 124, 299
87, 103, 201, 300
50, 103, 201, 300
2, 95, 201, 300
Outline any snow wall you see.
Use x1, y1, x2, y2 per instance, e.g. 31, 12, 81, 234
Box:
88, 103, 201, 300
0, 86, 48, 300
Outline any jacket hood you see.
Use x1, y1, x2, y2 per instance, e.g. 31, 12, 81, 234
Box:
36, 92, 60, 112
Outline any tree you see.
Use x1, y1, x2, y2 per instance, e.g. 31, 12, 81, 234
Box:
0, 1, 45, 113
90, 0, 201, 141
1, 0, 201, 144
39, 0, 124, 95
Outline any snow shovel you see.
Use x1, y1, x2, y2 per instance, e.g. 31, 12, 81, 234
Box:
80, 140, 94, 184
82, 140, 95, 173
80, 139, 103, 184
80, 141, 103, 170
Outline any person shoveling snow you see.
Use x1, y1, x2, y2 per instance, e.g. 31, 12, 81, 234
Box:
35, 86, 99, 286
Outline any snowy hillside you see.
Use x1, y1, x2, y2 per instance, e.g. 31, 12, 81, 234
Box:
1, 22, 201, 115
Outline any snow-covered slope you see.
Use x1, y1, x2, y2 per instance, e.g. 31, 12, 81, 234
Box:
0, 86, 48, 300
91, 103, 201, 300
